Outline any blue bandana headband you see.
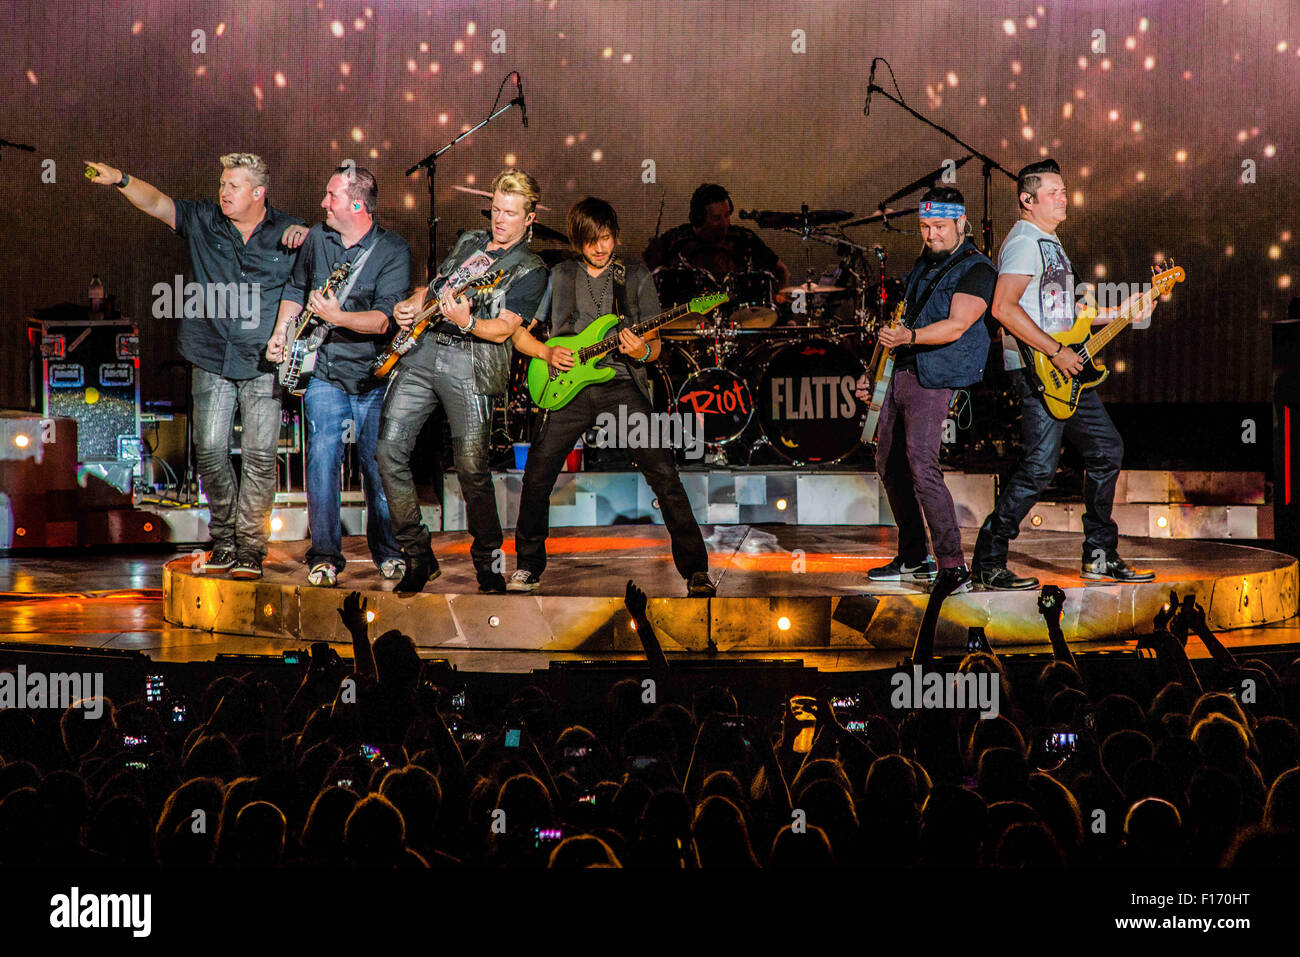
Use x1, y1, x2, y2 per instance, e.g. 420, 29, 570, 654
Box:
918, 201, 965, 220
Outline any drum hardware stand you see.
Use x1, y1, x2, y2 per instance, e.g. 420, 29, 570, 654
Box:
863, 61, 1015, 256
406, 71, 525, 278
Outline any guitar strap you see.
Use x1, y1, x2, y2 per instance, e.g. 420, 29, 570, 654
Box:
903, 245, 976, 329
611, 257, 630, 318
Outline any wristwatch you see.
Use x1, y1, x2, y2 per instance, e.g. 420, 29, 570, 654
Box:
115, 173, 131, 189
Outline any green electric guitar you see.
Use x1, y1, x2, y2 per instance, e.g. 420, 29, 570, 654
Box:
527, 293, 728, 410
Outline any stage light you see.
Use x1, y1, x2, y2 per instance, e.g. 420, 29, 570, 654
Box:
13, 433, 29, 448
15, 527, 25, 537
629, 620, 637, 630
142, 522, 154, 533
366, 610, 376, 623
263, 604, 273, 617
776, 498, 788, 511
777, 616, 791, 631
489, 615, 500, 627
1156, 515, 1169, 528
270, 516, 284, 532
1031, 514, 1043, 526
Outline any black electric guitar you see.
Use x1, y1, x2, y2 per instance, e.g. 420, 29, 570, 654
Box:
277, 262, 352, 395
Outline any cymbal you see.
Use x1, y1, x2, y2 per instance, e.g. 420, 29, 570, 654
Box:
779, 282, 845, 296
456, 183, 551, 211
479, 209, 568, 244
840, 206, 919, 228
746, 209, 854, 229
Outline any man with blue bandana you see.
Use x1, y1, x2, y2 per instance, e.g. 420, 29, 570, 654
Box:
858, 186, 994, 595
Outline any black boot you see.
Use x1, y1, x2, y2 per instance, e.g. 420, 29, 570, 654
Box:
394, 554, 440, 594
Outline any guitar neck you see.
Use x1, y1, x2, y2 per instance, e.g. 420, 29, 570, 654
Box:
1079, 288, 1159, 360
576, 303, 693, 363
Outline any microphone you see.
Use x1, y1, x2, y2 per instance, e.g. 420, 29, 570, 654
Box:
515, 73, 528, 128
864, 58, 877, 116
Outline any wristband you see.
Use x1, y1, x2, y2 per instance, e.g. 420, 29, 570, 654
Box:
637, 342, 652, 362
1051, 342, 1063, 358
115, 173, 131, 189
461, 315, 478, 336
909, 328, 916, 346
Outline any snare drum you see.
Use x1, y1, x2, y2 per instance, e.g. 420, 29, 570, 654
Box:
745, 337, 867, 464
673, 366, 755, 447
726, 270, 778, 328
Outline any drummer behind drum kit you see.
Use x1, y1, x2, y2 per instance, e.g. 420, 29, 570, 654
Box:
639, 204, 915, 466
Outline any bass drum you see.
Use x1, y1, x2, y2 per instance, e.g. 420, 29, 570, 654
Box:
674, 366, 755, 447
744, 337, 868, 465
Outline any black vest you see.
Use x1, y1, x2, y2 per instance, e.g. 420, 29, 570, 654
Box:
434, 229, 546, 395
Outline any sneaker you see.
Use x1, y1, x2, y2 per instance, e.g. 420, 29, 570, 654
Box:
866, 555, 937, 583
202, 547, 236, 571
307, 562, 338, 587
687, 571, 716, 597
931, 564, 973, 596
506, 569, 541, 593
478, 571, 507, 594
230, 557, 263, 581
380, 559, 406, 581
973, 566, 1038, 590
1081, 555, 1155, 583
394, 556, 440, 595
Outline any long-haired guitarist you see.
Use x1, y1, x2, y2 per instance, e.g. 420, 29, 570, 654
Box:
505, 197, 715, 597
379, 168, 549, 594
265, 166, 410, 587
971, 159, 1154, 588
856, 186, 994, 595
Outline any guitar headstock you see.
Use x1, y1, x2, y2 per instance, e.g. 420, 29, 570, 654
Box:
688, 292, 729, 315
323, 261, 352, 292
1150, 259, 1186, 297
462, 269, 505, 295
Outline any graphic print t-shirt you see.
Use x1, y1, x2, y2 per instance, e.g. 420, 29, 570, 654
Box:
996, 219, 1075, 370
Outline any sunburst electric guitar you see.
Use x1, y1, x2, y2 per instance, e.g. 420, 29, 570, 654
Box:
1021, 261, 1186, 419
860, 298, 908, 446
371, 270, 505, 378
527, 293, 728, 410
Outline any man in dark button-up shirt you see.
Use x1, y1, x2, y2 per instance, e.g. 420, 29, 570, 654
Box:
267, 166, 409, 587
86, 153, 303, 580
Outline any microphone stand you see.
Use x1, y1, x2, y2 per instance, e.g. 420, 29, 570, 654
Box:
405, 90, 525, 280
863, 83, 1016, 256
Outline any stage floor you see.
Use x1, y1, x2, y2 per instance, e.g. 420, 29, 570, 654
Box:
1, 527, 1298, 669
9, 525, 1287, 665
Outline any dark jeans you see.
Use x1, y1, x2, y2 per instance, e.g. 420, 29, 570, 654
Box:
375, 336, 500, 574
303, 376, 402, 572
191, 367, 281, 562
973, 369, 1123, 569
515, 378, 709, 580
875, 369, 963, 568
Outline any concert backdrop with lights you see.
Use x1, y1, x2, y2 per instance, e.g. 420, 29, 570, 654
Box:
2, 0, 1296, 409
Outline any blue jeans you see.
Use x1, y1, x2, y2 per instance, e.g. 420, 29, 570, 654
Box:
304, 376, 402, 572
973, 369, 1123, 570
191, 367, 281, 562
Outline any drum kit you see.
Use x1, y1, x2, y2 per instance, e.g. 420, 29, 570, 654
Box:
493, 196, 980, 469
635, 203, 918, 466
